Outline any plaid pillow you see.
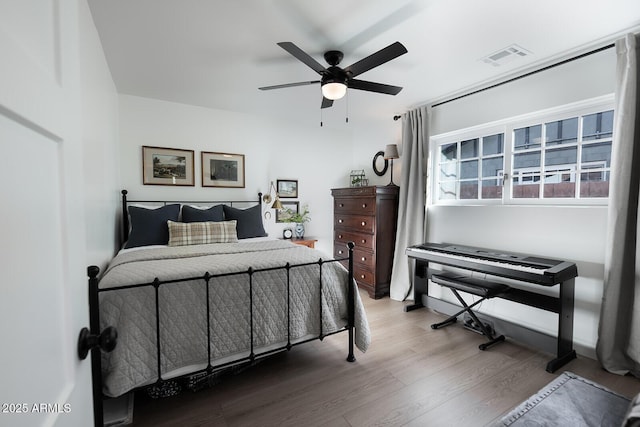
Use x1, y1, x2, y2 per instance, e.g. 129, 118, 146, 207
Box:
167, 220, 238, 246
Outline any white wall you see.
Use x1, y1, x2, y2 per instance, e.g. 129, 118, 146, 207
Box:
118, 95, 356, 256
426, 47, 616, 354
81, 0, 120, 269
351, 119, 404, 187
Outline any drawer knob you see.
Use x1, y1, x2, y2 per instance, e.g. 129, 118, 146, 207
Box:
338, 234, 343, 239
361, 274, 366, 279
361, 221, 366, 226
361, 239, 366, 244
362, 204, 367, 208
339, 203, 344, 207
338, 250, 343, 254
361, 257, 366, 261
339, 219, 343, 223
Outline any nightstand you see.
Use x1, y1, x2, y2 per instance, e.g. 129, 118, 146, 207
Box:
288, 237, 317, 248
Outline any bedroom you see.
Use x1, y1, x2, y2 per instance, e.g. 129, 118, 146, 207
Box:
2, 1, 640, 426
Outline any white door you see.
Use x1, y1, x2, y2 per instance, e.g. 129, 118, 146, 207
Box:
0, 2, 93, 426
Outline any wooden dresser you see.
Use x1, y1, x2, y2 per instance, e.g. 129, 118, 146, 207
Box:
331, 186, 399, 299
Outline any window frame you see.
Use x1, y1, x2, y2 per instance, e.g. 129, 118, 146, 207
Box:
429, 95, 615, 206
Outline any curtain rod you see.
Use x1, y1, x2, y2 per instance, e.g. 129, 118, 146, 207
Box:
429, 43, 615, 109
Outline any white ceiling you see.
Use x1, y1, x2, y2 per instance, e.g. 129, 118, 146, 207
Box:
88, 0, 640, 127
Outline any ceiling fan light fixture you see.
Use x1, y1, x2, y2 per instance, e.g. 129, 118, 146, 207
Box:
321, 81, 347, 100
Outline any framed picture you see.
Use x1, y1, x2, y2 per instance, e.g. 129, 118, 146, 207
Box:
277, 179, 298, 198
276, 201, 299, 223
201, 152, 245, 188
142, 146, 195, 186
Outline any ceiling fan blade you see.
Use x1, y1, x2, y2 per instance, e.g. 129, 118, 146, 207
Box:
259, 80, 319, 91
277, 42, 326, 74
344, 41, 407, 78
349, 79, 403, 95
321, 96, 333, 109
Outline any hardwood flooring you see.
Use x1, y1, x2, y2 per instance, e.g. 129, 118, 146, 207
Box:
128, 290, 640, 426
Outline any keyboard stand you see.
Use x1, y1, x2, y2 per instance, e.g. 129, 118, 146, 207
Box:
407, 259, 577, 373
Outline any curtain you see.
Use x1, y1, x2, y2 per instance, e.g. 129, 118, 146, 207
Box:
389, 106, 430, 301
596, 33, 640, 377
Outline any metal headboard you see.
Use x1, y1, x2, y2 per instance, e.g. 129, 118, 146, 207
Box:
120, 189, 263, 246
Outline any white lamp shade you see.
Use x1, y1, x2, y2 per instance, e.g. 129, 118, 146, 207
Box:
384, 144, 399, 159
322, 82, 347, 100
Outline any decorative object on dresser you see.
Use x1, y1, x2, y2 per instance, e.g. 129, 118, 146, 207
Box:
372, 150, 389, 176
383, 144, 399, 186
201, 151, 245, 188
349, 169, 368, 187
142, 146, 195, 186
332, 186, 400, 299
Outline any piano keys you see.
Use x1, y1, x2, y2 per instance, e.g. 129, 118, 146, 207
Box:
405, 242, 578, 373
406, 242, 578, 285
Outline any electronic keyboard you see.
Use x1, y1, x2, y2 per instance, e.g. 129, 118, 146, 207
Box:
406, 242, 577, 286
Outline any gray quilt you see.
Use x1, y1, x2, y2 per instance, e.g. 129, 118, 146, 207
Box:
98, 240, 370, 397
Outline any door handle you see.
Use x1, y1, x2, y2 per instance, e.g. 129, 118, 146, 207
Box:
77, 326, 118, 360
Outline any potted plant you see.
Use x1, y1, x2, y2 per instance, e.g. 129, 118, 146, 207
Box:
283, 205, 311, 238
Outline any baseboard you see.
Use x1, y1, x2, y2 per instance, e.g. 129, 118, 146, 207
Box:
423, 295, 596, 360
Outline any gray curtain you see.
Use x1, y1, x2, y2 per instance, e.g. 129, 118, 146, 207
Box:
389, 106, 430, 301
596, 33, 640, 377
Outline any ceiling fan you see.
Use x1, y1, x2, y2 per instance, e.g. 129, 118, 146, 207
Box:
259, 41, 408, 109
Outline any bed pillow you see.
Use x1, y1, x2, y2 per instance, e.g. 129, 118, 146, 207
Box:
222, 204, 267, 239
125, 204, 180, 248
181, 204, 224, 223
167, 220, 238, 246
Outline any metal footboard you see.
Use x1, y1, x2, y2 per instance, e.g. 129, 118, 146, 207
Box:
86, 243, 356, 426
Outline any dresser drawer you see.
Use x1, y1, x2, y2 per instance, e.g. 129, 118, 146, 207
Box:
334, 197, 375, 215
334, 230, 375, 251
332, 186, 377, 198
334, 214, 375, 234
333, 243, 376, 270
353, 265, 375, 286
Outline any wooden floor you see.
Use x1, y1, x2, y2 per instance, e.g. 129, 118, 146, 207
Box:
129, 290, 640, 426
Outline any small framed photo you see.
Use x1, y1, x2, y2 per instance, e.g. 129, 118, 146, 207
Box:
142, 146, 195, 186
202, 152, 245, 188
276, 201, 299, 223
277, 179, 298, 198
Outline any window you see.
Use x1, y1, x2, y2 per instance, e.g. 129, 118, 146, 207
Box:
437, 134, 504, 200
431, 98, 614, 205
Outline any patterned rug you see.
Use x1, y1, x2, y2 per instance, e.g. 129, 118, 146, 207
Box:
496, 371, 631, 426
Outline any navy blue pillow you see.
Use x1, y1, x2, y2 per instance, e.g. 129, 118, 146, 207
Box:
125, 204, 180, 248
222, 204, 267, 239
182, 205, 224, 223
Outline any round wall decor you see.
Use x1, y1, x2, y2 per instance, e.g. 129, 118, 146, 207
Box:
372, 150, 388, 176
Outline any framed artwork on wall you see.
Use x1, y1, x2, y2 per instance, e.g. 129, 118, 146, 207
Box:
277, 179, 298, 198
201, 151, 245, 188
276, 201, 299, 223
142, 146, 195, 186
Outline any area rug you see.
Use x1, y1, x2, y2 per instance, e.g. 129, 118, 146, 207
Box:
496, 371, 630, 426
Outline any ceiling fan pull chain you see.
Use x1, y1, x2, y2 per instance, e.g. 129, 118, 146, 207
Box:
345, 91, 349, 123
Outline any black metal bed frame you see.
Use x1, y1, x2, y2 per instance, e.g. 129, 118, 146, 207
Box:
86, 190, 357, 427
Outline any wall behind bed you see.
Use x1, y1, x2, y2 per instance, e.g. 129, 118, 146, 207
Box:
118, 94, 357, 256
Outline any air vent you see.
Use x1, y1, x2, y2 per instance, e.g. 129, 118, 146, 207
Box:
482, 44, 531, 67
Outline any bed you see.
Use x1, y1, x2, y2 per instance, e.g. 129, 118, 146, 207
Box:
85, 190, 370, 425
